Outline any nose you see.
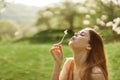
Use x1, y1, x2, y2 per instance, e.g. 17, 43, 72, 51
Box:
74, 33, 78, 37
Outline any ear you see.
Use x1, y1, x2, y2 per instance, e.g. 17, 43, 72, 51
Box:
86, 44, 92, 50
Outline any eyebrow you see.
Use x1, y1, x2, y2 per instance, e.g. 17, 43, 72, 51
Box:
79, 31, 86, 34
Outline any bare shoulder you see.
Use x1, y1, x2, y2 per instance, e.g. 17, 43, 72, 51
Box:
91, 66, 105, 80
59, 57, 74, 80
65, 57, 74, 65
62, 57, 74, 71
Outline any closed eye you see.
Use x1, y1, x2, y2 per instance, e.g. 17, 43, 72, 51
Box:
80, 32, 85, 36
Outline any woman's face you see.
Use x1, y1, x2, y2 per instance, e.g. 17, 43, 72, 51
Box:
69, 29, 91, 50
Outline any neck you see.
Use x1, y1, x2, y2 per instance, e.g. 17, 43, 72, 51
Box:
72, 48, 88, 70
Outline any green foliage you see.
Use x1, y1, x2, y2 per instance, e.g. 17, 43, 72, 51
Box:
15, 28, 120, 44
0, 20, 19, 41
0, 20, 39, 43
0, 42, 119, 80
35, 0, 120, 38
0, 0, 120, 44
36, 1, 87, 31
95, 0, 120, 21
16, 29, 74, 44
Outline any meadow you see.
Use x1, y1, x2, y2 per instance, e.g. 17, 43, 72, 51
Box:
0, 42, 120, 80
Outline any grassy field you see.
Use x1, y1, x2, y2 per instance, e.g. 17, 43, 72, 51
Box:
0, 42, 120, 80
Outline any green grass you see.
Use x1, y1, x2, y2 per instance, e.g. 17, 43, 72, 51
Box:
0, 42, 119, 80
105, 42, 120, 80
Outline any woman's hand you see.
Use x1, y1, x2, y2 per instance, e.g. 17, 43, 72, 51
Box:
50, 43, 63, 65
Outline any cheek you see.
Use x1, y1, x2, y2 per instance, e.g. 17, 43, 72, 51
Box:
77, 38, 87, 44
76, 38, 90, 48
69, 38, 88, 48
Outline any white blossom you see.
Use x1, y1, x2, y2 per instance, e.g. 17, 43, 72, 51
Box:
101, 15, 107, 21
43, 11, 53, 18
112, 27, 120, 34
15, 32, 20, 36
83, 20, 90, 25
94, 25, 99, 30
101, 0, 120, 6
90, 10, 96, 15
106, 21, 113, 27
96, 18, 105, 26
113, 17, 120, 26
101, 0, 109, 4
72, 0, 86, 4
77, 6, 88, 13
97, 15, 120, 35
107, 17, 120, 35
85, 14, 90, 19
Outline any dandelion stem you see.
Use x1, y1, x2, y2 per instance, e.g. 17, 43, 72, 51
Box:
59, 34, 66, 43
58, 30, 68, 44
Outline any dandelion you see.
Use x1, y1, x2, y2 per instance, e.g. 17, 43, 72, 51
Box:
59, 30, 68, 43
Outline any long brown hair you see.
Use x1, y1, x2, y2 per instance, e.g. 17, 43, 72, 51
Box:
81, 28, 108, 80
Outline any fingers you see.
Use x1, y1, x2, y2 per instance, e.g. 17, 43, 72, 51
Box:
53, 43, 61, 47
50, 43, 62, 54
54, 43, 62, 50
50, 43, 63, 64
50, 47, 61, 54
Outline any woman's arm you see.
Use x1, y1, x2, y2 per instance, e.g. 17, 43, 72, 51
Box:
50, 43, 73, 80
51, 62, 62, 80
50, 43, 63, 80
51, 58, 73, 80
59, 58, 73, 80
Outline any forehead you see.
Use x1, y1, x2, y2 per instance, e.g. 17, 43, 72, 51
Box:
79, 28, 90, 34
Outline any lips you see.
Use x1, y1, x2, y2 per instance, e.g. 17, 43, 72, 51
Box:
71, 36, 76, 40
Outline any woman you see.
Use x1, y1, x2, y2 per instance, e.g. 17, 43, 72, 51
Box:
50, 28, 108, 80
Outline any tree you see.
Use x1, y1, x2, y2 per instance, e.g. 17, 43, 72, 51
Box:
36, 8, 53, 30
95, 0, 120, 20
94, 0, 120, 35
36, 0, 88, 31
0, 20, 19, 41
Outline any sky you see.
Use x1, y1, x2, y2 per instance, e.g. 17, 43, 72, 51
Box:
6, 0, 60, 7
6, 0, 85, 7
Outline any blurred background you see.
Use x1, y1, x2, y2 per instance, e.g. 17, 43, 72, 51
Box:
0, 0, 120, 80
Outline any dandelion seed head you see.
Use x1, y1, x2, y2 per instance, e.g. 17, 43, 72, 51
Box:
64, 30, 68, 35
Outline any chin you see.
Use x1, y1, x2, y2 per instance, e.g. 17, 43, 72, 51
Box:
68, 41, 74, 47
